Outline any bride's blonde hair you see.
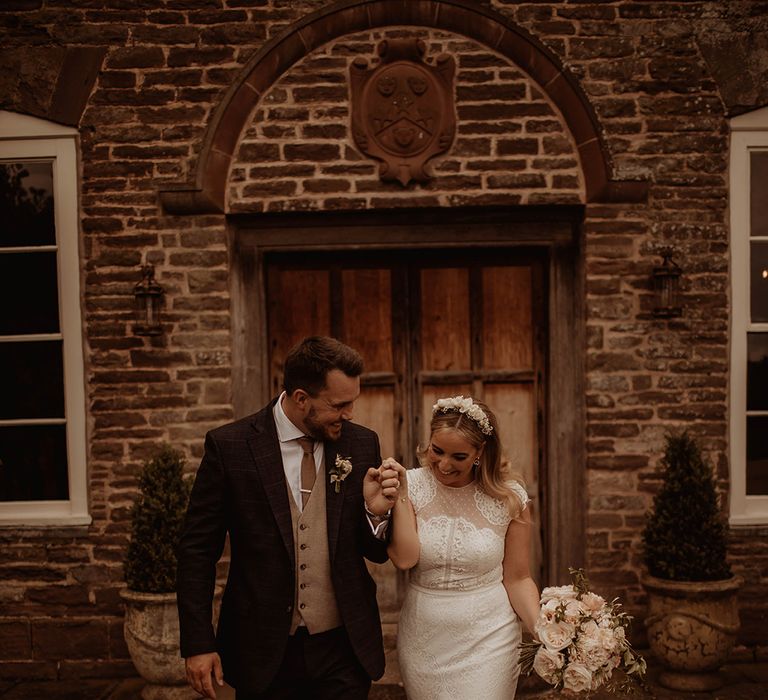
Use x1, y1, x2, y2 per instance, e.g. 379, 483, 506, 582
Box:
417, 397, 527, 518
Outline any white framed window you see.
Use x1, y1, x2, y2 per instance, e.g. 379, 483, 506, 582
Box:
730, 106, 768, 525
0, 111, 90, 526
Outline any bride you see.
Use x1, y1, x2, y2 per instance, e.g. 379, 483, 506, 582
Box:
384, 396, 540, 699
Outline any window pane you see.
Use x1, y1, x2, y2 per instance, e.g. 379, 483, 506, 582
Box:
750, 242, 768, 323
0, 425, 68, 501
747, 416, 768, 495
0, 251, 60, 335
748, 333, 768, 411
0, 161, 55, 247
751, 151, 768, 238
0, 341, 64, 419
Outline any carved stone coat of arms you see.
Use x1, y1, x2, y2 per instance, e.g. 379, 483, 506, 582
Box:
350, 38, 456, 186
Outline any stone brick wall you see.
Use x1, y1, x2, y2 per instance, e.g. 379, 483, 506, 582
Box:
0, 0, 767, 680
229, 27, 582, 212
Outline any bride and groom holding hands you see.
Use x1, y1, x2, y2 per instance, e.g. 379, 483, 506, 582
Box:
177, 336, 540, 699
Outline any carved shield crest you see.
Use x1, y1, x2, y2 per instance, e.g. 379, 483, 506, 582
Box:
350, 38, 456, 186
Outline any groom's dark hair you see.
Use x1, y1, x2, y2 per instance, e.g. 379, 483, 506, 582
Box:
283, 336, 364, 397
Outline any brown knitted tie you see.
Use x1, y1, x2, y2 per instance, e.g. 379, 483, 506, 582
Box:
297, 436, 316, 508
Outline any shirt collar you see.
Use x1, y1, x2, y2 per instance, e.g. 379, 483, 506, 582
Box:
273, 391, 307, 443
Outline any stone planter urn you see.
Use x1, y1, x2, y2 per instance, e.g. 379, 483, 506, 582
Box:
641, 574, 742, 692
121, 587, 222, 700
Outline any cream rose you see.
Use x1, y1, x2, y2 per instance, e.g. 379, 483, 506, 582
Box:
537, 598, 561, 624
532, 646, 564, 685
580, 591, 606, 615
540, 585, 578, 605
562, 662, 593, 693
563, 598, 585, 623
536, 619, 575, 652
576, 632, 614, 672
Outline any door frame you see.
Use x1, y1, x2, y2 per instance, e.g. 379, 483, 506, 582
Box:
229, 205, 586, 584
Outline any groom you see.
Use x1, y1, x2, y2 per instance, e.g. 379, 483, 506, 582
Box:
177, 336, 398, 699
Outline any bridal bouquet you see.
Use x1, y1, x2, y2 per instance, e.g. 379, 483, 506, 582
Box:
519, 569, 646, 695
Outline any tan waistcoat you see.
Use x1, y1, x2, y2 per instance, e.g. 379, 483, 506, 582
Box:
287, 465, 342, 634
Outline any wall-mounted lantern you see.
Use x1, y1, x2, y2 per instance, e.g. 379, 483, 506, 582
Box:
133, 265, 164, 336
652, 248, 682, 319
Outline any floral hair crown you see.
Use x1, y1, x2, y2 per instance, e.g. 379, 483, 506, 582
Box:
432, 396, 493, 436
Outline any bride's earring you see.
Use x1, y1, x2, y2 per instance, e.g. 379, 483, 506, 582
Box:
473, 458, 480, 467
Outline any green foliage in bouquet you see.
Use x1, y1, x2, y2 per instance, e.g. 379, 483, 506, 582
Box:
642, 432, 732, 582
124, 446, 191, 593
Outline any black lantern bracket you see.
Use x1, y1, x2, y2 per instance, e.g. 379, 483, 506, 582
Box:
652, 247, 683, 319
133, 264, 164, 336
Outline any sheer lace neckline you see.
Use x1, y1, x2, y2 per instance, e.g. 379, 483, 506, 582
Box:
429, 468, 476, 491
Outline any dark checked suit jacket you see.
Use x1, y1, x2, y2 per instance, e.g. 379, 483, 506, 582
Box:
176, 399, 388, 693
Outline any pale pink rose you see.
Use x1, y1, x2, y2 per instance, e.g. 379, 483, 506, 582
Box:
598, 626, 620, 653
562, 662, 593, 692
541, 598, 560, 617
579, 619, 599, 638
563, 598, 585, 622
537, 598, 562, 627
598, 614, 613, 628
576, 634, 614, 672
540, 585, 578, 605
532, 646, 564, 685
580, 591, 606, 615
536, 619, 576, 651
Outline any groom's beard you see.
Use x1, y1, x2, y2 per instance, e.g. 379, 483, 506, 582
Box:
304, 406, 343, 442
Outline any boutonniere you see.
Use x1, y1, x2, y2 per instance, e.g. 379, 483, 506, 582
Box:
330, 455, 353, 493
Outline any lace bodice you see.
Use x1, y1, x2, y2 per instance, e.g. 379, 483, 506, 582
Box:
407, 467, 528, 591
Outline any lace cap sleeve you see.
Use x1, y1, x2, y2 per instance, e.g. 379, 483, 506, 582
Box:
407, 467, 435, 513
510, 480, 530, 510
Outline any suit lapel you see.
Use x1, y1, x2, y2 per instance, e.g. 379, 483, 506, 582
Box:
246, 405, 295, 569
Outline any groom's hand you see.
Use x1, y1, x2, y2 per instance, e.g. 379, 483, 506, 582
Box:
363, 458, 402, 515
185, 652, 224, 699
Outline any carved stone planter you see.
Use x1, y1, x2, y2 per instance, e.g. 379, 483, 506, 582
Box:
641, 574, 742, 692
121, 588, 221, 700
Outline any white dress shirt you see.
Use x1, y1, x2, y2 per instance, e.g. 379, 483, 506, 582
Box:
273, 392, 390, 535
273, 392, 323, 513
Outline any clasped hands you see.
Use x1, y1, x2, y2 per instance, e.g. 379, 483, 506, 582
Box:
363, 457, 407, 516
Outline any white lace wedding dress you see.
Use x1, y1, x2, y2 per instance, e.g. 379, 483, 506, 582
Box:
397, 466, 529, 700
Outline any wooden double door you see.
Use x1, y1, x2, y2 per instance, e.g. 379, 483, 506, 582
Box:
264, 248, 547, 609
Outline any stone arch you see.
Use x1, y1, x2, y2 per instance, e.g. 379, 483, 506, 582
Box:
159, 0, 647, 214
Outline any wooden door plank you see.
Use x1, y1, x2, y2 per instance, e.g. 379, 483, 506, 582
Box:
341, 268, 393, 372
420, 268, 471, 372
482, 266, 533, 370
267, 266, 331, 395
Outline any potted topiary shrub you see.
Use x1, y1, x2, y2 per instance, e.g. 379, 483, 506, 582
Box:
120, 446, 199, 700
641, 432, 742, 692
